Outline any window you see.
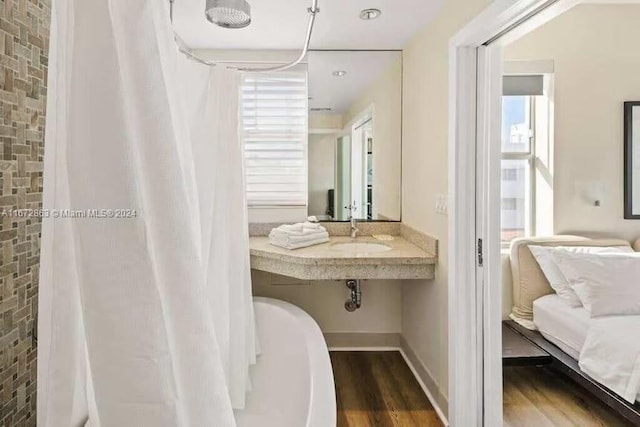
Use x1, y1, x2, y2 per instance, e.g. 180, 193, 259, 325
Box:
501, 95, 534, 244
501, 198, 518, 210
501, 168, 518, 181
501, 71, 555, 245
241, 72, 308, 207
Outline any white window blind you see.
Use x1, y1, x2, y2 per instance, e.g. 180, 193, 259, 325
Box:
241, 72, 308, 207
503, 75, 544, 96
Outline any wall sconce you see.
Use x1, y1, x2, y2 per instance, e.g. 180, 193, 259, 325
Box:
582, 181, 605, 207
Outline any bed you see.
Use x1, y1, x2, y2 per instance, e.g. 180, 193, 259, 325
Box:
508, 236, 640, 423
533, 294, 640, 403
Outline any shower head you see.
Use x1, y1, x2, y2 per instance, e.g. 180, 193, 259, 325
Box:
205, 0, 252, 29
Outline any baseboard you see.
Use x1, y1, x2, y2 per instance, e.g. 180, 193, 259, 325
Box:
324, 332, 401, 349
400, 336, 449, 426
330, 346, 401, 352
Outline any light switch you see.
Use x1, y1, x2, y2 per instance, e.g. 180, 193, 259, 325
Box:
435, 194, 449, 215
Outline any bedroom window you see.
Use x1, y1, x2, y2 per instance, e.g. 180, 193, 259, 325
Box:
502, 168, 518, 181
501, 198, 518, 211
501, 73, 552, 245
241, 72, 309, 208
501, 95, 533, 244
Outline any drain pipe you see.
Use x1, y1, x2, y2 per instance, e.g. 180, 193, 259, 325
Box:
344, 280, 362, 312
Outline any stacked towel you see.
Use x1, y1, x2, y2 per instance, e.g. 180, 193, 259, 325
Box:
269, 222, 330, 250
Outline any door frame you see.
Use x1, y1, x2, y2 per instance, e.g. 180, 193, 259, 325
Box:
448, 0, 585, 425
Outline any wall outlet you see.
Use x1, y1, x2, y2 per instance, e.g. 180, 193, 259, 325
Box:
435, 194, 449, 215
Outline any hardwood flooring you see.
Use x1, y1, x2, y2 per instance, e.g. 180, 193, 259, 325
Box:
503, 366, 634, 427
330, 351, 443, 427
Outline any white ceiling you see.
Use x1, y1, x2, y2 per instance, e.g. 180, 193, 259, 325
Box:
308, 51, 401, 114
172, 0, 443, 50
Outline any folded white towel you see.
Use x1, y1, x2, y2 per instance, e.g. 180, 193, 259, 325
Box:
269, 235, 330, 250
270, 230, 329, 244
272, 222, 326, 236
278, 224, 304, 233
268, 223, 329, 250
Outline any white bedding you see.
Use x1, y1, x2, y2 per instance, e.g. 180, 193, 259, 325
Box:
533, 294, 589, 359
534, 294, 640, 403
580, 316, 640, 404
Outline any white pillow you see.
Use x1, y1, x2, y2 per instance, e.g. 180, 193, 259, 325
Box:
553, 250, 640, 317
528, 245, 633, 307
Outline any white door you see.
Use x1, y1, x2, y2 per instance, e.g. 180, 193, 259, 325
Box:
476, 45, 505, 427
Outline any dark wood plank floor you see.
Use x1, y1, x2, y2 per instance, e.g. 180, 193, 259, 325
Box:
504, 366, 635, 427
330, 351, 443, 427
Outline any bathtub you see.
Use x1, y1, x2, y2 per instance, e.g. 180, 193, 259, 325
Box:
234, 298, 337, 427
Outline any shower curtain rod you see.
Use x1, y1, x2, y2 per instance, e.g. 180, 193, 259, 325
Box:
169, 0, 320, 73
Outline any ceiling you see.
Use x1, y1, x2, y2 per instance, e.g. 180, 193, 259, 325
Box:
172, 0, 443, 50
308, 51, 401, 115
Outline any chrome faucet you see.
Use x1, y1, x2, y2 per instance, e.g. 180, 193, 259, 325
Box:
346, 202, 359, 238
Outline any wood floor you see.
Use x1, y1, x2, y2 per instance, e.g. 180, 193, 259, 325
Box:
330, 351, 443, 427
503, 366, 634, 427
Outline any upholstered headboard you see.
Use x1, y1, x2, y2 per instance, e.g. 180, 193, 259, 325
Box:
509, 236, 631, 329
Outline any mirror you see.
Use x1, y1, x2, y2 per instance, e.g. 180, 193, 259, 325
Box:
624, 102, 640, 219
307, 50, 402, 221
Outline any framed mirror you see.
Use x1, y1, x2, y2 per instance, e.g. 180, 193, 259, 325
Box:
624, 102, 640, 219
307, 50, 402, 222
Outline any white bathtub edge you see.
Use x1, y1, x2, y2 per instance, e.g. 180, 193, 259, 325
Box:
252, 297, 337, 427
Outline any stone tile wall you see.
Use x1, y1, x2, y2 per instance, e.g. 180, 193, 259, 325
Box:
0, 0, 50, 425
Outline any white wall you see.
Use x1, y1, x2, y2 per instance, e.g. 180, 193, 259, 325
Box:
309, 114, 343, 131
247, 207, 307, 223
308, 134, 335, 218
251, 271, 402, 334
399, 0, 493, 413
344, 57, 403, 221
505, 4, 640, 242
308, 114, 344, 219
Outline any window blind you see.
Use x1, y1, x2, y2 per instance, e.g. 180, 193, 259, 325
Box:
503, 75, 544, 96
241, 72, 308, 207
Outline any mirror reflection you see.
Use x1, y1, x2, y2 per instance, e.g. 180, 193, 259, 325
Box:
307, 51, 402, 221
625, 102, 640, 218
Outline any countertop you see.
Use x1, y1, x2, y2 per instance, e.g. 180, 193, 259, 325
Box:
249, 236, 437, 281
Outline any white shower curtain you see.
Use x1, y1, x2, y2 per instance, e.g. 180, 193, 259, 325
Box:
178, 56, 258, 411
38, 1, 256, 426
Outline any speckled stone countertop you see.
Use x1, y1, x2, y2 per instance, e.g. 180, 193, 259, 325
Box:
250, 236, 437, 281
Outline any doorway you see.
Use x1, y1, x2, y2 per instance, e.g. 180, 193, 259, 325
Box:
448, 0, 640, 426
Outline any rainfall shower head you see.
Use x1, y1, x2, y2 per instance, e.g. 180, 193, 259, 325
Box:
205, 0, 252, 29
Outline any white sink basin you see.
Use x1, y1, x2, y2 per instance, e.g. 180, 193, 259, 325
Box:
331, 242, 392, 254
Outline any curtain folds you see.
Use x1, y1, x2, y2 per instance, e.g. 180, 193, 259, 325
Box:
37, 1, 256, 426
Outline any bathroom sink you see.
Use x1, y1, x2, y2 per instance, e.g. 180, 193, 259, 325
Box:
331, 242, 392, 254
